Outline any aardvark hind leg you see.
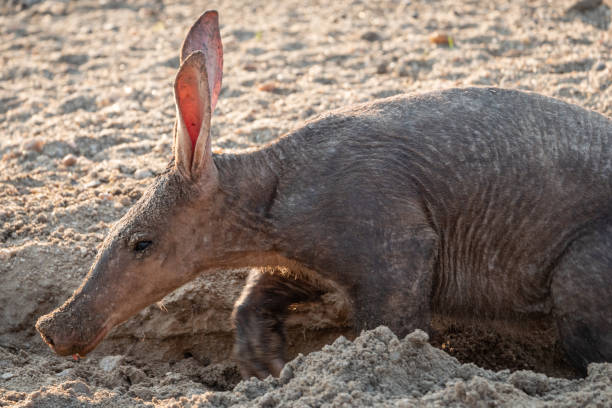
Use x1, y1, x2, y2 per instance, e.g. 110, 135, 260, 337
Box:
551, 220, 612, 375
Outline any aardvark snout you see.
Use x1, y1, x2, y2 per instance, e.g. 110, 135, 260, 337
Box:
36, 311, 71, 355
35, 305, 111, 358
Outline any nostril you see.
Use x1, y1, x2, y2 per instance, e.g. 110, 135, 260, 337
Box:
40, 332, 55, 347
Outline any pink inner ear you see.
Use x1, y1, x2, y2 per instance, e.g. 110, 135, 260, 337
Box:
181, 10, 223, 114
177, 83, 202, 149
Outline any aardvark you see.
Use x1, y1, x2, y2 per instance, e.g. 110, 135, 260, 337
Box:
37, 10, 612, 379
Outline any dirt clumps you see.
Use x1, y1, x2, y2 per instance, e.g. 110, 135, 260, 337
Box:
2, 327, 609, 407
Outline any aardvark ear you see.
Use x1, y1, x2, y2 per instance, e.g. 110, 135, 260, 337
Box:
173, 52, 215, 180
173, 10, 223, 181
181, 10, 223, 113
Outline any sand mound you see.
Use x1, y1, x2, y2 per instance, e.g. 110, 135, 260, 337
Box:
2, 327, 610, 407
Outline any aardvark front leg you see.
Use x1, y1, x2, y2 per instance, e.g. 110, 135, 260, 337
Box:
232, 269, 323, 379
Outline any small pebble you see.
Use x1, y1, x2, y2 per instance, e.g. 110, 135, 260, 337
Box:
84, 180, 101, 188
429, 33, 453, 46
62, 380, 91, 396
23, 139, 44, 153
119, 165, 135, 175
56, 368, 73, 377
406, 329, 429, 346
62, 154, 77, 166
0, 250, 13, 261
279, 364, 294, 384
138, 7, 156, 18
1, 372, 14, 380
361, 31, 382, 42
258, 82, 279, 93
376, 62, 388, 74
99, 355, 123, 372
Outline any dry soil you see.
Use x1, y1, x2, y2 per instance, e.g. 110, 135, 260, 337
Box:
1, 0, 611, 407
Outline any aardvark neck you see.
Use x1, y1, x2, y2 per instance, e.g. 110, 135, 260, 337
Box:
209, 148, 282, 268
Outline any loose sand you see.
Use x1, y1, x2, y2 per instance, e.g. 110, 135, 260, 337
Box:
1, 0, 610, 406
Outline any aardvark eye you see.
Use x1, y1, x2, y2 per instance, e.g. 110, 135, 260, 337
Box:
133, 240, 153, 252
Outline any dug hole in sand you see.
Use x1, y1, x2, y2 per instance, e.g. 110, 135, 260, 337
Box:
1, 0, 611, 406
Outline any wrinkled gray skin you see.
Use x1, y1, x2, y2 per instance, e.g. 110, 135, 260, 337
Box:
37, 12, 612, 380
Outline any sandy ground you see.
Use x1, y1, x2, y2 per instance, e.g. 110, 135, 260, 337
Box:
0, 0, 611, 406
